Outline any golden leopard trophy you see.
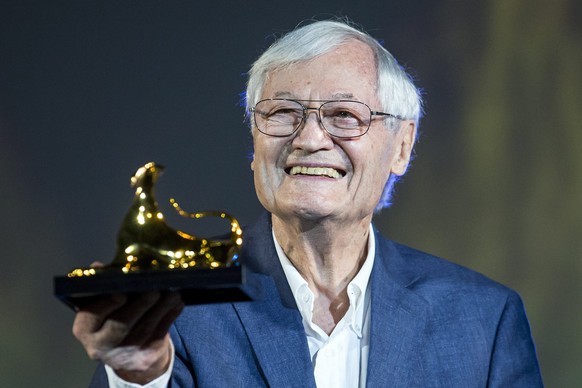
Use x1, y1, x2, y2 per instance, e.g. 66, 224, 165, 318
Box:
54, 162, 250, 310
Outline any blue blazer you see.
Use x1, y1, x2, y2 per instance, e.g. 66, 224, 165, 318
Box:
90, 212, 543, 387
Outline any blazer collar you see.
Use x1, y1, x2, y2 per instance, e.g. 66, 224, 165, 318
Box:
234, 212, 316, 387
365, 226, 430, 386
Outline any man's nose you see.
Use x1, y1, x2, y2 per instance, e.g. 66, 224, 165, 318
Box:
301, 108, 324, 130
292, 108, 334, 150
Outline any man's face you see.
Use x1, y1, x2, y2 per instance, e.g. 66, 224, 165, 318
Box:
251, 40, 415, 224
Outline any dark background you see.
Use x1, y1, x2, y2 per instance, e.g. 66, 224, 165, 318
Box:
1, 1, 580, 386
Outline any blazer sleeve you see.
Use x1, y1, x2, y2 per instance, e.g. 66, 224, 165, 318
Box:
168, 325, 195, 387
88, 363, 108, 388
487, 291, 543, 387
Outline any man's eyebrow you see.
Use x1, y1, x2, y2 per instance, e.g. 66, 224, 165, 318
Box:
331, 92, 355, 100
270, 92, 357, 100
273, 91, 295, 98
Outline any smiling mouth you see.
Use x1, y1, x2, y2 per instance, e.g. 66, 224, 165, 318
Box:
287, 166, 344, 179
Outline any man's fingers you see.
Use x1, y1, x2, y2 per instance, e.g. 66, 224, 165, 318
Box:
72, 290, 183, 368
73, 294, 127, 338
121, 292, 184, 347
94, 292, 162, 346
147, 302, 184, 344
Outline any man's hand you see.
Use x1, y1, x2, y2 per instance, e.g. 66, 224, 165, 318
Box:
72, 290, 184, 384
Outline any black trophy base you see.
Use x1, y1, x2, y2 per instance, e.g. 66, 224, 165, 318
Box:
54, 266, 251, 311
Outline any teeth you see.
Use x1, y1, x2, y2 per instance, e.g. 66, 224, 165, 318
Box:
289, 166, 341, 179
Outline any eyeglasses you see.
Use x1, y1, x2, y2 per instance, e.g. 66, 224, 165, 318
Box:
249, 99, 402, 138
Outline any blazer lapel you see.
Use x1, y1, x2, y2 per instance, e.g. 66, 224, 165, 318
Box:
366, 229, 430, 387
234, 213, 316, 387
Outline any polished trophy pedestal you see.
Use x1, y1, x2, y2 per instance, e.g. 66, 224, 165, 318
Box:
54, 162, 251, 311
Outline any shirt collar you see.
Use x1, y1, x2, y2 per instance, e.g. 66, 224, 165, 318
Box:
273, 224, 376, 338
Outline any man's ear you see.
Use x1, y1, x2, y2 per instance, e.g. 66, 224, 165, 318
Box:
390, 121, 416, 176
250, 153, 255, 171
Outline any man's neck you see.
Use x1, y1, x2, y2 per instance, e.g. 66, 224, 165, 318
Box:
272, 214, 371, 334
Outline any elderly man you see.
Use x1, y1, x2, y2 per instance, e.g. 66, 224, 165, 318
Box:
74, 20, 543, 387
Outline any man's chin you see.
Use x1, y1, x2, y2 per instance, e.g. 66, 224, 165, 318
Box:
274, 203, 341, 223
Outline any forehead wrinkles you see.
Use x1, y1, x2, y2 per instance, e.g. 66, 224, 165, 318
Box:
263, 40, 379, 97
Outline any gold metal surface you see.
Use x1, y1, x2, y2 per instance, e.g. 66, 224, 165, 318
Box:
68, 162, 243, 277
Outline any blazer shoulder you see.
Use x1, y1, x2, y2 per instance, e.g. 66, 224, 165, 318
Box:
377, 235, 519, 307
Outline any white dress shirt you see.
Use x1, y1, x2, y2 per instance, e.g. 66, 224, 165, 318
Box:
273, 225, 374, 388
107, 225, 375, 387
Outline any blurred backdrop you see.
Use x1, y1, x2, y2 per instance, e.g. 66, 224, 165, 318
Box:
1, 1, 580, 386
